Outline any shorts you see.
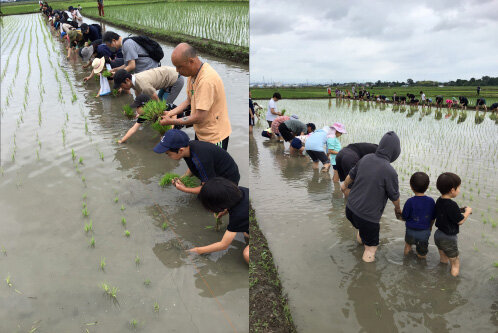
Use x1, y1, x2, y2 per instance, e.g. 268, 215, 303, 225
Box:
346, 206, 380, 246
278, 123, 295, 142
335, 147, 360, 182
332, 164, 337, 170
267, 120, 273, 128
405, 227, 431, 256
434, 229, 458, 258
194, 134, 229, 151
290, 138, 302, 150
306, 150, 329, 164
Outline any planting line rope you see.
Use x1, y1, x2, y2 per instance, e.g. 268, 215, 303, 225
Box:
153, 202, 238, 333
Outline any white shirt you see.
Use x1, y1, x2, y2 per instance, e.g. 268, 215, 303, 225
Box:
421, 93, 426, 101
72, 10, 83, 26
266, 98, 278, 122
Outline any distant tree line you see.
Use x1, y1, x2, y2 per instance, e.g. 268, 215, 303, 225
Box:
335, 76, 498, 87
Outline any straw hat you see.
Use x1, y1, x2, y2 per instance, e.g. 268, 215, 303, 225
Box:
91, 57, 105, 74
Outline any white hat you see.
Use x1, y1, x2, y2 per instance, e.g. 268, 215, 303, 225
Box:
91, 57, 105, 74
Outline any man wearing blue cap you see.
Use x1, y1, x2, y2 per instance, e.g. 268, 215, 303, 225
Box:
153, 129, 240, 194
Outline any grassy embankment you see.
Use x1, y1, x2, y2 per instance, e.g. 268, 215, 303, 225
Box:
1, 0, 248, 64
251, 86, 498, 108
250, 205, 296, 333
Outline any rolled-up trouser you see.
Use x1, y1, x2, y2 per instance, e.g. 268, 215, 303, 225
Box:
158, 75, 184, 104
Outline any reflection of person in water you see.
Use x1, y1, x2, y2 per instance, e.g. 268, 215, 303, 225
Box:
189, 177, 249, 264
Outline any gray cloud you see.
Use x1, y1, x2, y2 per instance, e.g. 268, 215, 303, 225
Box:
250, 0, 498, 83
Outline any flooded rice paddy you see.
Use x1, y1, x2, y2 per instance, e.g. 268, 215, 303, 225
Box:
250, 98, 497, 332
84, 2, 249, 47
0, 14, 248, 332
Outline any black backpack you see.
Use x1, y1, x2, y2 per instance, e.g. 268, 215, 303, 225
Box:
91, 24, 102, 38
123, 36, 164, 63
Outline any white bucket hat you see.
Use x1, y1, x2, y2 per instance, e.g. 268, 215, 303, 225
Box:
91, 57, 105, 74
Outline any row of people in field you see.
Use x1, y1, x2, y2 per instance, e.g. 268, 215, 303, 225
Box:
257, 93, 472, 276
41, 4, 249, 263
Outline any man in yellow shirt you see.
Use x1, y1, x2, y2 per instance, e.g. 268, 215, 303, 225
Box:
160, 43, 231, 150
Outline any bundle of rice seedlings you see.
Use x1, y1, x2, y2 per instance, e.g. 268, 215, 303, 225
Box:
101, 70, 112, 78
158, 173, 199, 188
122, 104, 134, 117
142, 100, 173, 134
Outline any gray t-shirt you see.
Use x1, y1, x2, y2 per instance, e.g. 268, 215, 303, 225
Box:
284, 119, 307, 135
122, 39, 159, 74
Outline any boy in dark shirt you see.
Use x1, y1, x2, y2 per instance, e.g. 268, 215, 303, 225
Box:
434, 172, 472, 277
153, 129, 240, 194
399, 172, 436, 258
189, 177, 249, 263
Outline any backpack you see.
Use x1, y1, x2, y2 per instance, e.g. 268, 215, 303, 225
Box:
123, 36, 164, 63
91, 24, 102, 38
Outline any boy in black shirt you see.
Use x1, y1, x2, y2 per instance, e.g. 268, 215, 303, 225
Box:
153, 129, 240, 194
434, 172, 472, 277
189, 177, 249, 263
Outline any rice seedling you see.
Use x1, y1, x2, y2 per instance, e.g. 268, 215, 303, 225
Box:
84, 220, 93, 233
130, 319, 138, 329
142, 100, 172, 134
100, 257, 106, 271
159, 173, 198, 188
124, 230, 130, 237
492, 221, 497, 228
1, 247, 6, 256
154, 302, 159, 312
5, 275, 12, 287
101, 70, 112, 78
111, 89, 119, 97
121, 217, 126, 226
135, 255, 140, 266
114, 196, 119, 203
161, 222, 168, 230
71, 149, 76, 160
494, 262, 498, 267
36, 149, 39, 161
143, 279, 151, 287
82, 207, 89, 217
99, 152, 104, 161
90, 237, 95, 247
122, 104, 135, 118
79, 157, 84, 164
159, 173, 180, 187
281, 109, 286, 115
101, 282, 118, 299
121, 205, 125, 211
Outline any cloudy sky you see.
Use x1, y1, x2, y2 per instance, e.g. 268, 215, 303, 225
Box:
250, 0, 498, 83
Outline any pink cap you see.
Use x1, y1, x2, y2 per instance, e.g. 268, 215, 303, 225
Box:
331, 122, 347, 134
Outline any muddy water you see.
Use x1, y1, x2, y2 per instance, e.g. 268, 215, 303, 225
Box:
0, 14, 248, 332
250, 98, 497, 332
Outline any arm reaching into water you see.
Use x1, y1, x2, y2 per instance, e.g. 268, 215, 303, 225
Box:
188, 230, 237, 255
118, 123, 141, 143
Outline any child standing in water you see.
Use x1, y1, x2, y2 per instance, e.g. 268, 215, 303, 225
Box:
326, 123, 347, 182
400, 172, 436, 258
434, 172, 472, 277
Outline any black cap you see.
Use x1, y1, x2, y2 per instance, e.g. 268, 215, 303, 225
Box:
80, 23, 88, 32
68, 6, 74, 11
130, 94, 151, 108
113, 69, 131, 89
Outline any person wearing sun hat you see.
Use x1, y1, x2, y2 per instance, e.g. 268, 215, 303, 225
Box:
118, 94, 151, 144
83, 57, 106, 82
327, 122, 347, 182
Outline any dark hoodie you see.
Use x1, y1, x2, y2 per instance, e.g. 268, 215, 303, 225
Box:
346, 131, 401, 223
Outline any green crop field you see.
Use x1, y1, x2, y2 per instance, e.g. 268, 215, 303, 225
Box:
0, 0, 247, 16
84, 2, 248, 47
250, 86, 498, 107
